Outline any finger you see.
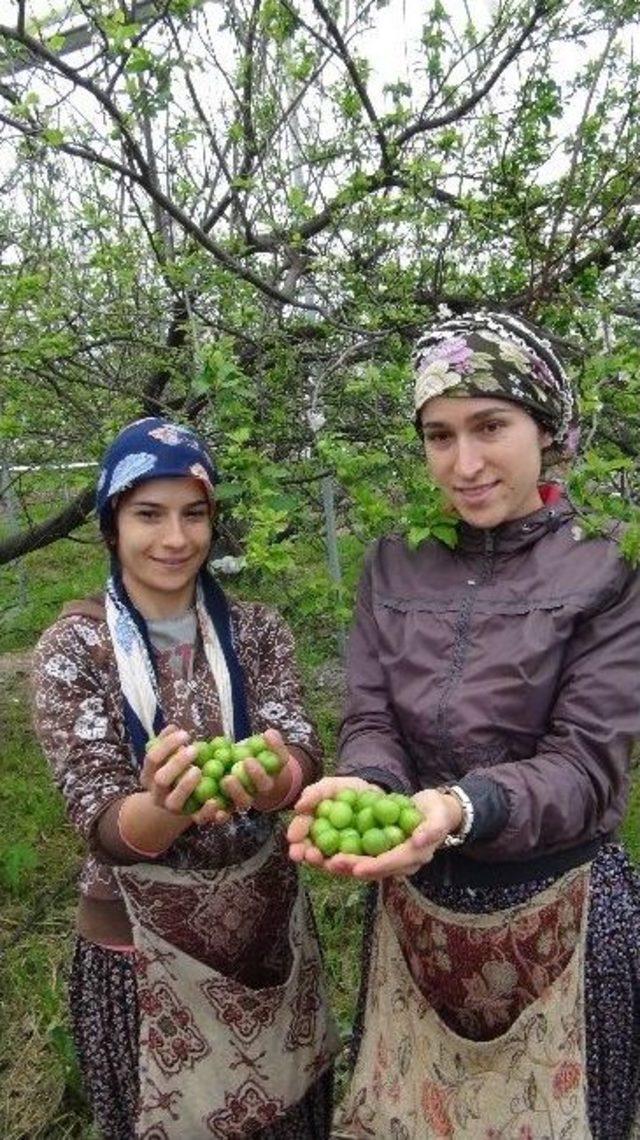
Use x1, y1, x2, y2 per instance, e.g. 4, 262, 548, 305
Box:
303, 844, 327, 867
286, 814, 312, 843
287, 841, 308, 864
146, 729, 191, 768
324, 853, 361, 876
153, 744, 198, 790
351, 840, 421, 879
192, 801, 231, 826
352, 847, 431, 880
157, 723, 180, 739
410, 822, 448, 850
220, 774, 254, 811
162, 765, 202, 813
241, 759, 273, 796
262, 728, 288, 760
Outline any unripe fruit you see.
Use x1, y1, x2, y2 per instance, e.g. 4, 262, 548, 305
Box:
326, 802, 354, 830
193, 776, 219, 805
315, 828, 341, 857
201, 757, 225, 781
339, 833, 363, 855
372, 798, 401, 826
361, 828, 391, 856
335, 788, 359, 806
194, 741, 213, 767
355, 806, 376, 834
179, 733, 283, 814
308, 788, 425, 859
383, 825, 405, 848
182, 792, 201, 815
357, 790, 384, 808
255, 749, 282, 776
310, 818, 333, 844
316, 800, 334, 820
231, 760, 255, 794
232, 743, 254, 761
399, 806, 424, 836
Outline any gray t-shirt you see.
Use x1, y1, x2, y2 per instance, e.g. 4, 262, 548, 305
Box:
147, 609, 198, 680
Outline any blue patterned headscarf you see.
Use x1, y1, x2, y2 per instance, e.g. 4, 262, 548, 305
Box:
96, 417, 251, 764
96, 416, 219, 535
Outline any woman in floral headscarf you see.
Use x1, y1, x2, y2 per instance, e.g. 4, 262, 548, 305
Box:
288, 312, 640, 1139
31, 417, 338, 1140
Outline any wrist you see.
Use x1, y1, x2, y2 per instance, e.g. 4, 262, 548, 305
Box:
441, 792, 464, 834
264, 756, 303, 812
437, 784, 475, 847
118, 792, 191, 856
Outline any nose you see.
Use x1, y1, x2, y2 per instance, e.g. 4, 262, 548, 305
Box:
453, 434, 484, 481
162, 513, 189, 548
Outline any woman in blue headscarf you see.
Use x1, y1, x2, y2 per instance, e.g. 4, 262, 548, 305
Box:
32, 417, 338, 1140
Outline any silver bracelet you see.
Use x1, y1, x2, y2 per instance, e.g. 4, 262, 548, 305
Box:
439, 784, 475, 847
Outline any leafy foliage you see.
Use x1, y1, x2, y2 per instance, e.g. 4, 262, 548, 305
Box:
1, 1, 640, 603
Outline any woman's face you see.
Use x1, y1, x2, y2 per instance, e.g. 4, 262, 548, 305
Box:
420, 396, 552, 528
114, 476, 213, 617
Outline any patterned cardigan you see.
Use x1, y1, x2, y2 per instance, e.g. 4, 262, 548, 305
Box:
31, 595, 322, 946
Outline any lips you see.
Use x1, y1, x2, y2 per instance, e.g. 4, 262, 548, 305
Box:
455, 481, 500, 504
153, 557, 192, 568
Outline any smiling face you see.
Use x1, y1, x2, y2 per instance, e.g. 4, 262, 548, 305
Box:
114, 476, 213, 618
420, 396, 552, 528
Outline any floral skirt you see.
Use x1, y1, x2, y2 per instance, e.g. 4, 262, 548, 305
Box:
348, 844, 640, 1140
69, 936, 333, 1140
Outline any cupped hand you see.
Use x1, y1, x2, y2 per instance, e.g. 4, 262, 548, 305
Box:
220, 728, 295, 814
288, 786, 462, 880
142, 724, 231, 825
286, 775, 384, 870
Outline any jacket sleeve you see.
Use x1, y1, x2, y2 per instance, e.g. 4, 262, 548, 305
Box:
31, 616, 141, 857
336, 544, 416, 793
244, 604, 323, 786
466, 559, 640, 861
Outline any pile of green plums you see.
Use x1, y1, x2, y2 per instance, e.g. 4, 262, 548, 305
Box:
309, 788, 424, 857
147, 733, 282, 814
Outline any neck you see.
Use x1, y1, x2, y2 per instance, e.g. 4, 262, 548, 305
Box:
120, 571, 197, 622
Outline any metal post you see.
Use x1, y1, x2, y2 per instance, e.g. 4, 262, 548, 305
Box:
321, 473, 347, 658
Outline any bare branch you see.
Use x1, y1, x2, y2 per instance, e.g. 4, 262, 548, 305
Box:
394, 0, 555, 147
310, 0, 391, 173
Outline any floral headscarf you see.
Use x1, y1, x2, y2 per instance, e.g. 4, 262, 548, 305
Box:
413, 312, 579, 459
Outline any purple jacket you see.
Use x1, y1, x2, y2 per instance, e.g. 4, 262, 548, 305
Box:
337, 498, 640, 865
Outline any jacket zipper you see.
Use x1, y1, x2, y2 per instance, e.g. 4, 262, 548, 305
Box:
441, 528, 495, 888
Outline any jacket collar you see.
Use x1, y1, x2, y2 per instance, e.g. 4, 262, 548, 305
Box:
455, 493, 575, 556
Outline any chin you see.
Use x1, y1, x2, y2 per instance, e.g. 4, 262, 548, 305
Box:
457, 505, 504, 528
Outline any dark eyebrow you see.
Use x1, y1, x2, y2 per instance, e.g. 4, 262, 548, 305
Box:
422, 405, 511, 429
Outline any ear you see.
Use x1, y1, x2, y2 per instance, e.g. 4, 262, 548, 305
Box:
538, 426, 553, 450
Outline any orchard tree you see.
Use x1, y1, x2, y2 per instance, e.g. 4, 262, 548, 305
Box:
1, 0, 640, 581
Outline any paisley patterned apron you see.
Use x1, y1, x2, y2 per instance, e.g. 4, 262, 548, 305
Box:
334, 865, 592, 1140
115, 833, 339, 1139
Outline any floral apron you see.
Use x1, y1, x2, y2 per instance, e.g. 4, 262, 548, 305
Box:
114, 832, 339, 1139
334, 865, 592, 1140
